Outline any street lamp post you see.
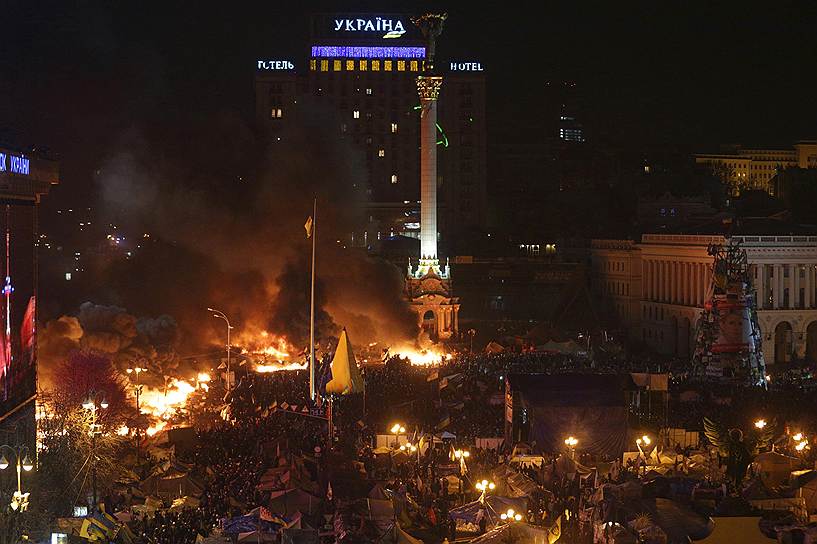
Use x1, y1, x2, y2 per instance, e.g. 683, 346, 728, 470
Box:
390, 423, 406, 448
126, 366, 148, 462
207, 308, 234, 391
564, 436, 578, 460
82, 391, 108, 512
636, 435, 652, 475
0, 444, 34, 512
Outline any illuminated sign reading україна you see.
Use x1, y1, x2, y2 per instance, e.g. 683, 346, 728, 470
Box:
0, 152, 30, 176
333, 17, 407, 38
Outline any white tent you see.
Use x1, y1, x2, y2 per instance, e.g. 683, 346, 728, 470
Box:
698, 517, 767, 544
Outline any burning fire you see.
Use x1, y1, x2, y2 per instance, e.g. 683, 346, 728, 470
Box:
392, 346, 452, 367
140, 379, 197, 436
255, 361, 307, 373
238, 331, 303, 373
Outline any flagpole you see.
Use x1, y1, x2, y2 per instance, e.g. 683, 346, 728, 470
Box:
310, 197, 317, 401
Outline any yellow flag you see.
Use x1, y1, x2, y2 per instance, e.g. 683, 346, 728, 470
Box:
305, 216, 313, 238
326, 328, 364, 395
548, 515, 562, 544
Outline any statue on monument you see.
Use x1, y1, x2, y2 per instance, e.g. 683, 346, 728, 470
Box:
411, 12, 447, 71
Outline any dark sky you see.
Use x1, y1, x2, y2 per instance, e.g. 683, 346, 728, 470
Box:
1, 1, 816, 212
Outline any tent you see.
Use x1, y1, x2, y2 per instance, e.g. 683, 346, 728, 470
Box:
485, 341, 505, 354
449, 496, 528, 528
698, 517, 767, 543
534, 340, 582, 355
469, 521, 555, 544
792, 470, 817, 513
140, 469, 203, 499
268, 488, 323, 516
753, 451, 802, 488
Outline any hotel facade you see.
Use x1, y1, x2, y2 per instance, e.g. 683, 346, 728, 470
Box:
254, 13, 487, 253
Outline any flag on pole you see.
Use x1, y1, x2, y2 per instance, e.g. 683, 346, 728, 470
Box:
547, 515, 562, 543
305, 216, 314, 238
325, 328, 364, 395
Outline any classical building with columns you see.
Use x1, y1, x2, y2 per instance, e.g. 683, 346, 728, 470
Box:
591, 232, 817, 364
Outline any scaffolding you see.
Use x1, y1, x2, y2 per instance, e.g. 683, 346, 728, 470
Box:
692, 240, 767, 386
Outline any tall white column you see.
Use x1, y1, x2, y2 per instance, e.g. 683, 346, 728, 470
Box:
417, 76, 442, 263
774, 265, 782, 309
757, 264, 765, 310
807, 264, 814, 309
794, 264, 801, 308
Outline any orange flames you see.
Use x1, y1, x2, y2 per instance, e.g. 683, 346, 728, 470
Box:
238, 330, 304, 373
391, 345, 452, 367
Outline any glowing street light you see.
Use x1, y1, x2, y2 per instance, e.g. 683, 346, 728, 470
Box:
82, 391, 108, 512
126, 365, 149, 462
754, 419, 767, 429
475, 479, 495, 500
207, 307, 234, 390
390, 423, 406, 448
0, 444, 34, 512
500, 508, 523, 522
564, 436, 578, 459
793, 433, 803, 442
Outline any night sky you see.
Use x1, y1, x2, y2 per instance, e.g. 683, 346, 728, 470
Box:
1, 1, 816, 215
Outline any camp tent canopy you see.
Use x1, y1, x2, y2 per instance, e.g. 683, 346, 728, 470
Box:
698, 517, 767, 544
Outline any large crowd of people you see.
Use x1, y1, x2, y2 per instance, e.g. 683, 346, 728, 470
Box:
94, 341, 817, 544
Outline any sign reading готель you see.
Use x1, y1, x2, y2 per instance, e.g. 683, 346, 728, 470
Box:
257, 60, 295, 70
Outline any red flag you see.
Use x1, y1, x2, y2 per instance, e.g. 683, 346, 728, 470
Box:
21, 296, 35, 353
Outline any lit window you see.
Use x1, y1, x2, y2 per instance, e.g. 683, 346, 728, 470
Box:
333, 60, 342, 71
341, 123, 347, 133
391, 174, 398, 184
65, 272, 72, 281
372, 60, 380, 71
346, 60, 355, 71
366, 88, 373, 95
270, 108, 283, 119
309, 59, 316, 71
353, 110, 360, 119
378, 149, 385, 157
384, 60, 393, 71
391, 122, 398, 133
410, 60, 419, 71
359, 59, 367, 71
397, 60, 406, 71
320, 60, 328, 71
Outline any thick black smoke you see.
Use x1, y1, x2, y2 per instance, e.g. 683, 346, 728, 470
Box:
90, 95, 419, 353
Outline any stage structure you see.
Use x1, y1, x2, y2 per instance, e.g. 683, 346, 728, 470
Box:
405, 12, 460, 341
692, 240, 767, 385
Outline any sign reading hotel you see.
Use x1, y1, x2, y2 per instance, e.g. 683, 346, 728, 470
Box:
257, 60, 295, 70
449, 62, 484, 72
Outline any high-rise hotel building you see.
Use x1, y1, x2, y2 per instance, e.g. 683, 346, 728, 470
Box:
255, 13, 487, 253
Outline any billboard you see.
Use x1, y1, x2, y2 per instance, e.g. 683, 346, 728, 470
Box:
0, 204, 37, 417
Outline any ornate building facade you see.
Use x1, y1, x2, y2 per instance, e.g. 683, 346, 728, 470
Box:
591, 233, 817, 364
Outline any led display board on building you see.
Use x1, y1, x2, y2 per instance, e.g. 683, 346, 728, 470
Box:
311, 46, 425, 59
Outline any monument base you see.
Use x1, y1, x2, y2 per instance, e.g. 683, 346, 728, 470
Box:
406, 258, 460, 342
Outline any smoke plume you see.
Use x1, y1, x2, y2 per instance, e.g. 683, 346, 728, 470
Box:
86, 96, 420, 355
